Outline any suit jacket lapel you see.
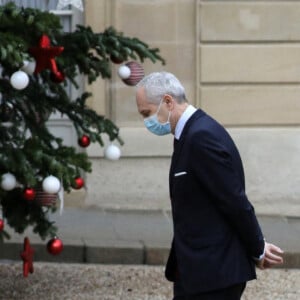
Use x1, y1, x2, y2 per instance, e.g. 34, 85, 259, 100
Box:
169, 110, 205, 196
171, 110, 205, 171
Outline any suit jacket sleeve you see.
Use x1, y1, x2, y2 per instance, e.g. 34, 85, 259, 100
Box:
191, 130, 265, 258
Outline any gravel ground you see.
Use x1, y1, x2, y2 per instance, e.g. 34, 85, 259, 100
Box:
0, 262, 299, 300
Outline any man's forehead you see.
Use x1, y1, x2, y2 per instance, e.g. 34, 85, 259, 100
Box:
136, 88, 157, 115
137, 97, 153, 111
136, 86, 146, 99
136, 87, 148, 105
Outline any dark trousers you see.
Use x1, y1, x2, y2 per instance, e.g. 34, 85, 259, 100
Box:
173, 280, 246, 300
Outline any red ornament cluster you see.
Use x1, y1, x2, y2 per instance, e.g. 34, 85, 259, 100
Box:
18, 236, 64, 277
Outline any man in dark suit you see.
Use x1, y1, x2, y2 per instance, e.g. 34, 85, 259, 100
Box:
135, 72, 284, 299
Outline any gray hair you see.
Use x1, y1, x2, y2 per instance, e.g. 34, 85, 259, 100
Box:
136, 72, 187, 104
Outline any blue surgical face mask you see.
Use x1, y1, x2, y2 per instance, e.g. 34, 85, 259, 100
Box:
144, 100, 171, 136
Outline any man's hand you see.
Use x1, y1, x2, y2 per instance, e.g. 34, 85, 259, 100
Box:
256, 242, 284, 270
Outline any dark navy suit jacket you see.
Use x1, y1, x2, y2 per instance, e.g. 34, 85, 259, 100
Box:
165, 109, 265, 294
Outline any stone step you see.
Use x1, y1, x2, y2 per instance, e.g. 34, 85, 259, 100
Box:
1, 208, 299, 268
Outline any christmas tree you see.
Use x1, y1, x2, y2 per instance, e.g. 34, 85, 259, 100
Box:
0, 2, 165, 242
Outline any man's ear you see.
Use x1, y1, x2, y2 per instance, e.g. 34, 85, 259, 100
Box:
163, 94, 175, 110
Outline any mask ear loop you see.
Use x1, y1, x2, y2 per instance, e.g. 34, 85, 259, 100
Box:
157, 98, 171, 124
155, 99, 164, 114
166, 110, 171, 123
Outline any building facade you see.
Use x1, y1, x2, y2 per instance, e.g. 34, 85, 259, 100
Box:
7, 0, 298, 216
82, 0, 300, 217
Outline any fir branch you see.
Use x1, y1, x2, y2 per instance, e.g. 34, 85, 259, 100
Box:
0, 2, 164, 240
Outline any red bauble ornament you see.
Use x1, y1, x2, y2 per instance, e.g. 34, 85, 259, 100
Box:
122, 61, 144, 86
72, 177, 84, 190
0, 219, 4, 231
47, 237, 63, 255
20, 237, 34, 277
29, 34, 64, 78
78, 135, 90, 147
23, 187, 36, 201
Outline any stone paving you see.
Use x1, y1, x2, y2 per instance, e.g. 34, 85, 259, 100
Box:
1, 208, 299, 299
0, 262, 299, 300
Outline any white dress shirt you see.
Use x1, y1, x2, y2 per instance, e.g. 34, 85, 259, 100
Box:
174, 105, 197, 140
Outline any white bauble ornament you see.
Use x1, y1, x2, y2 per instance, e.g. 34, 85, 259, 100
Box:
118, 65, 131, 79
1, 173, 17, 191
10, 71, 29, 90
42, 175, 61, 194
21, 60, 36, 75
104, 144, 121, 161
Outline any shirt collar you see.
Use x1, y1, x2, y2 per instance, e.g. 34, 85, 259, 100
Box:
174, 105, 197, 140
